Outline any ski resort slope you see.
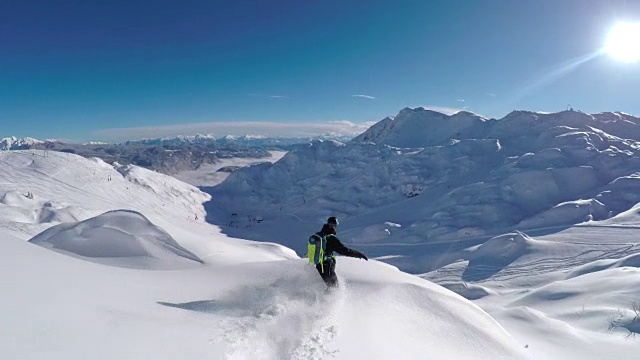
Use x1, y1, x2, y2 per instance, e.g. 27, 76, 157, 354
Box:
0, 150, 526, 359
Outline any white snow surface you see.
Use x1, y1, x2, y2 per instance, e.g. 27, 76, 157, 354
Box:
0, 149, 525, 359
29, 209, 204, 269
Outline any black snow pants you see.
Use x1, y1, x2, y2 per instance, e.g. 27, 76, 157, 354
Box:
316, 260, 338, 287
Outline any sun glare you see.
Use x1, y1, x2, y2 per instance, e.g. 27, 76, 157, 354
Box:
605, 22, 640, 62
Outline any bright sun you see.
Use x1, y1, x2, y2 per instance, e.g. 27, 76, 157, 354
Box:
605, 22, 640, 62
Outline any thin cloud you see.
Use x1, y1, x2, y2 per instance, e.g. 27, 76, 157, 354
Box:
457, 99, 465, 103
94, 120, 373, 142
248, 93, 288, 99
331, 119, 378, 129
489, 93, 497, 97
351, 94, 376, 100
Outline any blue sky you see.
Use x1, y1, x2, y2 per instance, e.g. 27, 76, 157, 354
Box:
1, 0, 639, 141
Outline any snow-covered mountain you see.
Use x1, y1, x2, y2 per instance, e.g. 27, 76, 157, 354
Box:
206, 108, 640, 272
0, 134, 353, 176
127, 133, 356, 148
351, 109, 487, 148
1, 136, 43, 150
1, 136, 273, 175
4, 146, 640, 358
0, 150, 527, 359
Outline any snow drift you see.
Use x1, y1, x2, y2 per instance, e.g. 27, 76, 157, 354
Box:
0, 190, 83, 224
29, 210, 203, 269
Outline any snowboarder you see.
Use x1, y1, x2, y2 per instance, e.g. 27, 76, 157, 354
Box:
307, 216, 368, 288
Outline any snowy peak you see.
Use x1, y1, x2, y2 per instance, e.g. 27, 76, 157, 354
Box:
494, 110, 640, 137
353, 108, 640, 149
351, 107, 487, 148
1, 136, 43, 150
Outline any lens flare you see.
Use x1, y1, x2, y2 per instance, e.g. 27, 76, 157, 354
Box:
605, 22, 640, 62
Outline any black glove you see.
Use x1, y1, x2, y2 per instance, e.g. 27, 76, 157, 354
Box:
354, 251, 368, 261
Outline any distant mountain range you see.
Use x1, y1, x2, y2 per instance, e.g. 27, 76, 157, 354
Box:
206, 107, 640, 272
0, 134, 353, 174
126, 134, 355, 148
1, 136, 44, 150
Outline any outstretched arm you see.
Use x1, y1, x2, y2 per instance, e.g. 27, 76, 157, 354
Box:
327, 235, 368, 260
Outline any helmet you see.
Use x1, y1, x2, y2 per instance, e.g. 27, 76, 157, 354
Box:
327, 216, 339, 226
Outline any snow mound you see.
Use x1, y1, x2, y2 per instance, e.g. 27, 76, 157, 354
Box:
471, 232, 537, 260
87, 156, 118, 169
0, 190, 82, 224
29, 210, 203, 269
1, 190, 33, 207
463, 232, 540, 281
509, 266, 640, 341
596, 174, 640, 222
516, 198, 608, 229
440, 281, 495, 300
567, 253, 640, 279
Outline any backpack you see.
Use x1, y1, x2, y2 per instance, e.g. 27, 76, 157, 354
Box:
307, 233, 323, 264
307, 232, 337, 273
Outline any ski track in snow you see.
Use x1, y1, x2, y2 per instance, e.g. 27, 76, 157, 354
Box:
432, 244, 637, 283
427, 227, 640, 284
160, 278, 343, 359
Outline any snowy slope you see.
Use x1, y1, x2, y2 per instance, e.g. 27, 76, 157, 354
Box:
0, 150, 526, 359
206, 108, 640, 274
424, 224, 640, 359
0, 150, 295, 263
2, 234, 525, 360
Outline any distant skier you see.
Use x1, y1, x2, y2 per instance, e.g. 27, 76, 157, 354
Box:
307, 216, 368, 288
